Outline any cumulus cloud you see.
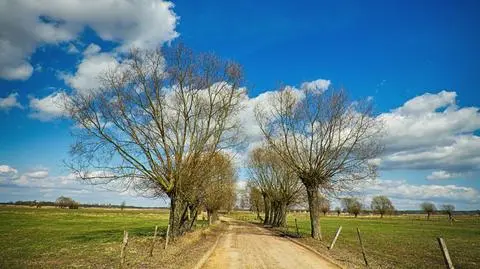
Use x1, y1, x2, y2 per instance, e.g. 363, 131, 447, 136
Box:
0, 93, 23, 111
66, 43, 80, 54
426, 170, 459, 180
0, 165, 18, 183
363, 179, 479, 206
378, 90, 480, 174
60, 47, 124, 94
300, 79, 331, 93
29, 91, 70, 121
0, 0, 178, 80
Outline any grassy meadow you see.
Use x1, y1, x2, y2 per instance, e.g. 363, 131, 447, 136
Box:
0, 206, 214, 268
233, 211, 480, 268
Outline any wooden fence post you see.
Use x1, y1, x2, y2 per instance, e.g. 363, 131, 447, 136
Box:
437, 237, 454, 269
120, 230, 129, 266
295, 218, 300, 237
328, 226, 342, 250
356, 228, 368, 267
149, 225, 158, 257
164, 224, 171, 250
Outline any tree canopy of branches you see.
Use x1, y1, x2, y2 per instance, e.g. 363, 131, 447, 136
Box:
370, 195, 394, 218
335, 206, 341, 216
66, 44, 245, 237
420, 202, 437, 220
318, 195, 330, 216
55, 196, 79, 209
441, 204, 455, 221
342, 197, 362, 217
255, 87, 383, 239
248, 183, 264, 221
201, 152, 237, 224
248, 146, 304, 227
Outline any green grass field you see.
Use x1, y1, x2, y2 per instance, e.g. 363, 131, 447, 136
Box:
0, 206, 212, 268
233, 211, 480, 268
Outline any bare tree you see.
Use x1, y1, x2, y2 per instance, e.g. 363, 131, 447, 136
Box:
371, 195, 394, 218
255, 87, 383, 239
319, 195, 330, 216
248, 146, 304, 227
441, 204, 455, 221
420, 202, 437, 220
335, 206, 341, 216
66, 44, 245, 237
342, 197, 362, 217
248, 183, 264, 221
201, 152, 237, 224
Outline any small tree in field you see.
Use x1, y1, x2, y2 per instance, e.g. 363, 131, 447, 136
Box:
120, 201, 126, 211
342, 197, 362, 217
420, 202, 436, 220
335, 206, 341, 216
319, 196, 330, 216
56, 196, 79, 209
441, 204, 455, 221
371, 195, 394, 218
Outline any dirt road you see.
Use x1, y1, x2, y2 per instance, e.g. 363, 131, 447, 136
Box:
201, 219, 340, 269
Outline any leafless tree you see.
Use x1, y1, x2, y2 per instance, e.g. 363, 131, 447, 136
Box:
335, 206, 341, 216
319, 195, 330, 216
201, 152, 237, 224
248, 146, 304, 227
255, 87, 383, 239
441, 204, 455, 221
420, 202, 437, 220
371, 195, 394, 218
65, 44, 245, 237
248, 183, 264, 221
342, 197, 362, 217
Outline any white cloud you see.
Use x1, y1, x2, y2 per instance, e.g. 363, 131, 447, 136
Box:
66, 43, 80, 54
363, 179, 479, 207
60, 47, 129, 95
83, 43, 101, 56
29, 91, 69, 121
426, 170, 459, 180
377, 90, 480, 173
0, 0, 178, 80
0, 165, 18, 183
300, 79, 331, 93
23, 170, 49, 179
0, 93, 23, 111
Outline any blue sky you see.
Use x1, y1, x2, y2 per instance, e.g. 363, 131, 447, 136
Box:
0, 0, 479, 209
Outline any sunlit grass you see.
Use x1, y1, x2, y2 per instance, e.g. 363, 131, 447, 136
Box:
232, 211, 480, 268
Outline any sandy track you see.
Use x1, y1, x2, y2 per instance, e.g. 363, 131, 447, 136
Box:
201, 219, 340, 269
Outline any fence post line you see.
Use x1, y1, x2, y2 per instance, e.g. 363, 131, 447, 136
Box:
356, 227, 369, 267
437, 237, 454, 269
149, 225, 158, 257
120, 230, 129, 266
295, 218, 300, 237
164, 224, 171, 249
328, 226, 342, 250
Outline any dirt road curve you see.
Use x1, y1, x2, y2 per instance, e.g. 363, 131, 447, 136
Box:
201, 219, 340, 269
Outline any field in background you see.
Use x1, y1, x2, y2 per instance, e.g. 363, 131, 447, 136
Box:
232, 211, 480, 268
0, 206, 214, 268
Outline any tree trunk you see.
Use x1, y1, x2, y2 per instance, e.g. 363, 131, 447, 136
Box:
380, 213, 384, 218
168, 192, 191, 238
207, 209, 219, 225
263, 194, 271, 225
306, 185, 322, 240
427, 212, 431, 220
279, 202, 287, 227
